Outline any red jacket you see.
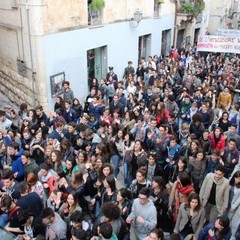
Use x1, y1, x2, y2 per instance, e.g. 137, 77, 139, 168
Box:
209, 134, 225, 151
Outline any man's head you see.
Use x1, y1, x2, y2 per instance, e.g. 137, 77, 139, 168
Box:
97, 222, 113, 239
0, 194, 13, 212
101, 202, 121, 222
0, 110, 6, 122
228, 138, 236, 150
2, 169, 15, 189
41, 207, 55, 225
70, 210, 84, 229
138, 187, 150, 205
62, 81, 70, 90
18, 181, 29, 195
214, 165, 225, 182
230, 124, 237, 133
9, 142, 19, 156
21, 151, 31, 165
65, 100, 71, 109
35, 105, 43, 116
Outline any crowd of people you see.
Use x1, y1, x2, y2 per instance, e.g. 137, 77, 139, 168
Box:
0, 48, 240, 240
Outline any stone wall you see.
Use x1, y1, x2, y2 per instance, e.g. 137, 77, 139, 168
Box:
0, 64, 37, 108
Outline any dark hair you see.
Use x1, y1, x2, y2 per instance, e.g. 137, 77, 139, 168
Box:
99, 163, 114, 181
10, 142, 19, 151
211, 149, 220, 156
118, 188, 132, 200
217, 215, 230, 238
105, 175, 116, 192
35, 105, 43, 111
41, 163, 50, 171
2, 169, 14, 180
101, 202, 121, 220
139, 187, 150, 198
229, 170, 240, 187
22, 150, 31, 159
66, 156, 77, 171
18, 209, 31, 225
215, 165, 225, 174
152, 176, 166, 191
178, 172, 192, 187
77, 150, 88, 163
56, 169, 66, 179
0, 194, 12, 210
70, 210, 84, 223
71, 228, 87, 240
18, 181, 29, 194
41, 207, 55, 219
170, 233, 181, 240
178, 156, 187, 165
72, 171, 84, 189
149, 228, 164, 240
98, 222, 113, 239
228, 138, 236, 144
186, 193, 201, 211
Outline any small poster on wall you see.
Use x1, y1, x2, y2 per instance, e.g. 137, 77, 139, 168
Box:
50, 72, 65, 98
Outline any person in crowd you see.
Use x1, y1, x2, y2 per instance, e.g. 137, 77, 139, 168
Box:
126, 187, 157, 240
199, 165, 229, 222
221, 138, 239, 178
41, 207, 67, 240
1, 168, 20, 199
62, 81, 74, 103
168, 172, 195, 222
174, 193, 205, 240
9, 142, 25, 182
16, 181, 43, 217
227, 170, 240, 236
21, 150, 40, 177
0, 194, 22, 234
198, 215, 231, 240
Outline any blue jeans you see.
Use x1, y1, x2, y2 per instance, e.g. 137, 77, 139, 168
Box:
124, 161, 132, 188
111, 154, 121, 178
0, 213, 8, 227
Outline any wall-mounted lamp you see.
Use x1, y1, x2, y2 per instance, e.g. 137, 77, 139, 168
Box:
129, 9, 143, 27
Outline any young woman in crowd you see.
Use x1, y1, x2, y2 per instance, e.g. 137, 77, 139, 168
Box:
174, 193, 205, 240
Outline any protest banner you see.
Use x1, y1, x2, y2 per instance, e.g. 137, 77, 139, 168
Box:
197, 35, 240, 54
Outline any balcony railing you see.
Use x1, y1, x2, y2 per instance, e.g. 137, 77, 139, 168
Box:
177, 0, 205, 18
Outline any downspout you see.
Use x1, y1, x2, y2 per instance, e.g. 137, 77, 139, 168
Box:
26, 0, 36, 107
173, 0, 178, 48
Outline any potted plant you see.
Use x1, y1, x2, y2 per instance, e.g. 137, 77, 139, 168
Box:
158, 0, 165, 3
90, 0, 105, 11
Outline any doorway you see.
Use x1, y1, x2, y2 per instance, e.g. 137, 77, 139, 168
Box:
87, 46, 107, 90
194, 28, 200, 44
161, 29, 172, 57
176, 29, 184, 49
138, 34, 151, 63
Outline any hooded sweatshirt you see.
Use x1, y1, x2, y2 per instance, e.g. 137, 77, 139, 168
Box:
128, 198, 157, 239
11, 148, 24, 182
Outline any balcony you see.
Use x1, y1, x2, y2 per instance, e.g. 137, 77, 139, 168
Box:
176, 0, 205, 26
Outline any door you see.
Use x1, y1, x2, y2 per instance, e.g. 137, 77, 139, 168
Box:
161, 29, 172, 57
138, 34, 151, 63
194, 28, 200, 44
176, 29, 184, 49
87, 46, 107, 89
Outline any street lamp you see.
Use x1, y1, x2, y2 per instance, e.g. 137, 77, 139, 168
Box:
129, 9, 143, 27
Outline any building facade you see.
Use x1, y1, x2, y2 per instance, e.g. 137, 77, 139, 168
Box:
0, 0, 210, 110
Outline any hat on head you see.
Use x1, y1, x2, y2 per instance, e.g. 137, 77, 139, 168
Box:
23, 116, 31, 122
47, 131, 61, 142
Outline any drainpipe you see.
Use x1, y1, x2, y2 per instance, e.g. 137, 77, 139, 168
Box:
26, 0, 36, 107
173, 0, 178, 48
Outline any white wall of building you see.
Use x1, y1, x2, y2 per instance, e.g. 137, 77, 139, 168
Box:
44, 15, 174, 110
